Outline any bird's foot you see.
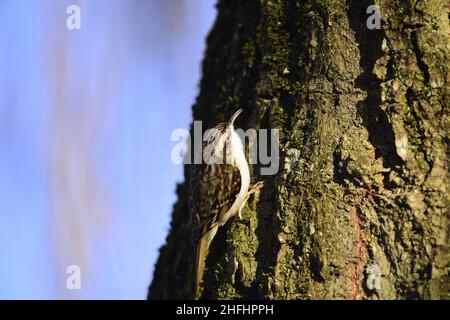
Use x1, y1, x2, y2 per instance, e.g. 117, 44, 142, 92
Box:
238, 181, 264, 220
249, 181, 264, 195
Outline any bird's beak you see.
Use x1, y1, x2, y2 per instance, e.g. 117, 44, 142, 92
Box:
229, 108, 243, 126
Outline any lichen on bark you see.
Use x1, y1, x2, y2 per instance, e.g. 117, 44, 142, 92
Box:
149, 0, 449, 300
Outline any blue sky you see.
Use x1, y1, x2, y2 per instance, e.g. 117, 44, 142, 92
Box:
0, 0, 216, 299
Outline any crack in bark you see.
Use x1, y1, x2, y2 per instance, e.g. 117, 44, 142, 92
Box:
410, 31, 430, 85
347, 0, 403, 170
350, 207, 369, 299
348, 188, 373, 299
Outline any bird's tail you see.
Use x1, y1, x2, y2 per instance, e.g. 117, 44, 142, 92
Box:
194, 226, 218, 299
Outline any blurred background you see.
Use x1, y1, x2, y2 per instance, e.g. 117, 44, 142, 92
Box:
0, 0, 216, 299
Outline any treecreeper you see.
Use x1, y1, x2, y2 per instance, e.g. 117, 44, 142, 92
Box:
189, 109, 263, 299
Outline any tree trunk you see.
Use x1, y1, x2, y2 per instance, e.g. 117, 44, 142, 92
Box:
148, 0, 449, 299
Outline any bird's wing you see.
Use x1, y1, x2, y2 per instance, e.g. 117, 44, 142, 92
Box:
189, 163, 241, 239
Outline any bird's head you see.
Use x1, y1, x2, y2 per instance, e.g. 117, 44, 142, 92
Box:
202, 108, 244, 165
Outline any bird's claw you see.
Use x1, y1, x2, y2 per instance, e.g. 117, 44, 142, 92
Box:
249, 181, 264, 195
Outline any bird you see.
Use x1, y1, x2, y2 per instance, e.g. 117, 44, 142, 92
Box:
189, 108, 263, 299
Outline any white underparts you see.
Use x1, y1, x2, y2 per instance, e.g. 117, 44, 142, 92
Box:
218, 130, 250, 226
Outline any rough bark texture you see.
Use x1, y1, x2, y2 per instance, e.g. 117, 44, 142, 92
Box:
149, 0, 449, 299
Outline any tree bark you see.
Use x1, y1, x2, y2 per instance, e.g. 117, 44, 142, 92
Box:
149, 0, 449, 299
